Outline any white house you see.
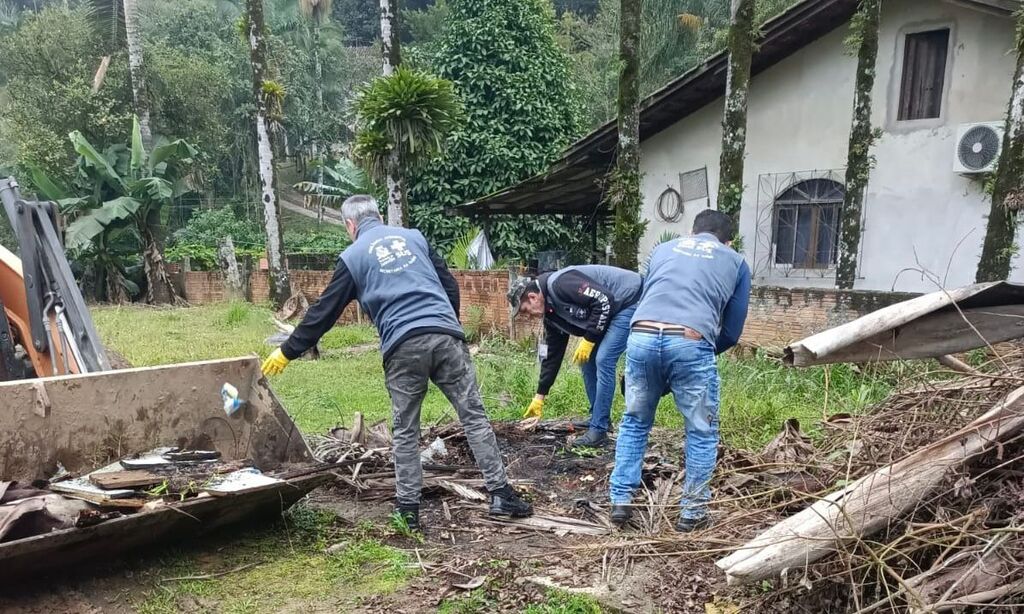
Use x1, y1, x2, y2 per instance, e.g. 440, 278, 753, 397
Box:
462, 0, 1022, 293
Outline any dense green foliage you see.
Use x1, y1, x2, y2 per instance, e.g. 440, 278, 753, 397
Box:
353, 67, 463, 182
0, 0, 805, 272
408, 0, 585, 257
32, 118, 197, 303
0, 6, 133, 181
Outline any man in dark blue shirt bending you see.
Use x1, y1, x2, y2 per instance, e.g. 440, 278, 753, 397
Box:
261, 195, 532, 530
609, 209, 751, 532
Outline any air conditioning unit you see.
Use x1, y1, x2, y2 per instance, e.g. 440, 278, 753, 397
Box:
953, 122, 1003, 174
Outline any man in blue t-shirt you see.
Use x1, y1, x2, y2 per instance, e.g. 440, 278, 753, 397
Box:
609, 209, 751, 532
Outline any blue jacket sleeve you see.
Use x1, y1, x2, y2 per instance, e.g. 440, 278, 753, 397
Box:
715, 261, 751, 354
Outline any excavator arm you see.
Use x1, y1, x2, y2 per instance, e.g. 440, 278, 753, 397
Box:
0, 177, 109, 380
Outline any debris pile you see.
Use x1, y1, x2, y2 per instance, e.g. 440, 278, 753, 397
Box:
600, 347, 1024, 612
0, 447, 291, 544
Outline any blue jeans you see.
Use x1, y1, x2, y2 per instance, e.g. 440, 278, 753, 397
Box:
609, 331, 720, 520
580, 305, 635, 433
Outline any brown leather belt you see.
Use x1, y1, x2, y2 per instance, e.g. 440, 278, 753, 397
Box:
631, 324, 702, 340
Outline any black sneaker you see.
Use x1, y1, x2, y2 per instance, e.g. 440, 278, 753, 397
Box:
675, 515, 711, 533
610, 504, 633, 527
488, 485, 533, 518
394, 504, 420, 531
571, 428, 608, 448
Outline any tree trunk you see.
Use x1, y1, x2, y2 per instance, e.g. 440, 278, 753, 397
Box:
379, 0, 401, 77
122, 0, 152, 148
976, 9, 1024, 282
836, 0, 881, 289
717, 0, 755, 230
609, 0, 644, 271
246, 0, 291, 308
218, 236, 245, 301
379, 0, 407, 226
313, 20, 325, 225
717, 385, 1024, 585
105, 267, 130, 305
385, 147, 407, 226
140, 226, 179, 305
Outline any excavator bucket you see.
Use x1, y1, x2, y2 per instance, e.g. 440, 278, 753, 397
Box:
0, 357, 322, 580
0, 356, 311, 483
0, 178, 324, 580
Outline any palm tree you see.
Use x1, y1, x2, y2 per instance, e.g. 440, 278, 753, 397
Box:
352, 67, 463, 226
609, 0, 644, 270
245, 0, 291, 307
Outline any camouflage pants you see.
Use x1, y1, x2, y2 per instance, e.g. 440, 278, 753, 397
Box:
384, 333, 508, 505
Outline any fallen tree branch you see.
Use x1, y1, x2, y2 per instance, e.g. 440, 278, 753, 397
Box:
160, 563, 258, 583
716, 385, 1024, 585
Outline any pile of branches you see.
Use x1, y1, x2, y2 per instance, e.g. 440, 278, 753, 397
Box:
307, 414, 502, 503
569, 347, 1024, 612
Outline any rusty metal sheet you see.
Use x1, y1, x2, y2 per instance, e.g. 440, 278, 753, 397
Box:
785, 282, 1024, 367
0, 357, 311, 482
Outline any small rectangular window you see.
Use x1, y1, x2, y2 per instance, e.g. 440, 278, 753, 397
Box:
897, 29, 950, 121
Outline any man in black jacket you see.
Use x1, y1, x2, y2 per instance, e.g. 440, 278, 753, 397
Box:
508, 265, 642, 447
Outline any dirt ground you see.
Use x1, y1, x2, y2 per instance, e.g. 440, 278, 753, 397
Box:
0, 421, 747, 614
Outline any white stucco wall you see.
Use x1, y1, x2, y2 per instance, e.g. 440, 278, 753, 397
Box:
638, 0, 1018, 292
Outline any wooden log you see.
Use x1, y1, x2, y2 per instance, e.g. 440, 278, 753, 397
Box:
89, 470, 163, 490
716, 385, 1024, 585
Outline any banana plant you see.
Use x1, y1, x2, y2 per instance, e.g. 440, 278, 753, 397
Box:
293, 157, 380, 206
33, 117, 197, 304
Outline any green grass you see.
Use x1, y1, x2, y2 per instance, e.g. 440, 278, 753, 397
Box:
134, 506, 412, 614
93, 302, 896, 449
438, 588, 605, 614
522, 590, 604, 613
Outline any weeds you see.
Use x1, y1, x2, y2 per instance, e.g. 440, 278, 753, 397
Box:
387, 510, 425, 543
464, 305, 487, 343
523, 589, 604, 613
223, 301, 252, 327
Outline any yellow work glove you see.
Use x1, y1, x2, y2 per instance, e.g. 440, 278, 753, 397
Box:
522, 396, 545, 419
571, 339, 596, 365
262, 348, 290, 376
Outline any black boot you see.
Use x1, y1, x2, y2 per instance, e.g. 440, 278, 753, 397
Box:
394, 503, 420, 531
570, 416, 591, 430
610, 504, 633, 527
571, 428, 608, 448
488, 485, 533, 518
675, 515, 711, 533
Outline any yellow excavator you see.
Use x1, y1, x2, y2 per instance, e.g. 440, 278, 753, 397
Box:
0, 176, 323, 578
0, 177, 110, 380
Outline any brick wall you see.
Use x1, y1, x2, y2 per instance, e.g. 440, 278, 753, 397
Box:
177, 268, 511, 331
741, 286, 917, 348
175, 268, 916, 348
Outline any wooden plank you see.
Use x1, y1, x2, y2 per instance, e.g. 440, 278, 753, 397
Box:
89, 470, 163, 490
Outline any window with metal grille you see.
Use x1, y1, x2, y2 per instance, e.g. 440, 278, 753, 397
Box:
772, 179, 844, 268
897, 29, 950, 121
